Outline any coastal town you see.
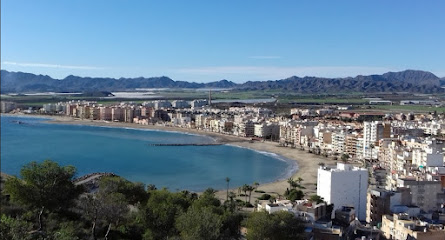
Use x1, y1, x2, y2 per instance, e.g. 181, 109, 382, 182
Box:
2, 97, 445, 239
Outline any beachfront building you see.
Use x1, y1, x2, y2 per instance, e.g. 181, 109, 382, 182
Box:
154, 100, 172, 109
100, 107, 112, 121
172, 100, 190, 109
254, 122, 280, 140
190, 99, 208, 109
111, 107, 124, 122
317, 163, 368, 221
1, 101, 16, 113
89, 107, 100, 120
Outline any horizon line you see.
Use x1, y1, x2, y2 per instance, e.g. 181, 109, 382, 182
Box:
1, 67, 443, 83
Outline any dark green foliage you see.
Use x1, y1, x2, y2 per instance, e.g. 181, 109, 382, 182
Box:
4, 160, 82, 233
258, 194, 271, 200
99, 176, 148, 204
284, 189, 304, 201
2, 160, 255, 240
141, 189, 193, 239
4, 160, 81, 211
176, 206, 223, 240
246, 211, 304, 240
0, 214, 33, 240
309, 194, 325, 204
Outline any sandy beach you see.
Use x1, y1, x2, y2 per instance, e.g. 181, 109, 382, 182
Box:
2, 113, 336, 201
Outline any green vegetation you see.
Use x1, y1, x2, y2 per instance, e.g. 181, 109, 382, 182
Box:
309, 195, 325, 204
277, 96, 367, 104
246, 211, 304, 240
1, 160, 305, 239
371, 105, 445, 113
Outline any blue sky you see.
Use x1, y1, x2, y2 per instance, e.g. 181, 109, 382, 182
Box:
1, 0, 444, 82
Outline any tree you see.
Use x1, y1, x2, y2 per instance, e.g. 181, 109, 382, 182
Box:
284, 189, 304, 201
309, 194, 324, 204
296, 177, 303, 185
253, 182, 260, 191
176, 206, 222, 240
341, 154, 349, 163
287, 178, 295, 190
271, 211, 305, 240
246, 211, 274, 240
241, 184, 249, 203
141, 189, 193, 239
193, 188, 221, 209
78, 177, 133, 240
246, 211, 304, 240
246, 185, 255, 204
225, 177, 230, 201
0, 214, 33, 240
4, 160, 82, 232
240, 184, 255, 204
99, 176, 148, 205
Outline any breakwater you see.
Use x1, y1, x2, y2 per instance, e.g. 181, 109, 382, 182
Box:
73, 172, 116, 185
148, 143, 223, 147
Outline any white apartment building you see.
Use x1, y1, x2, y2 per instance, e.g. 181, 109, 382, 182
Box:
363, 121, 390, 160
154, 100, 172, 109
1, 101, 16, 113
332, 130, 347, 154
317, 163, 368, 220
171, 100, 190, 109
190, 99, 208, 109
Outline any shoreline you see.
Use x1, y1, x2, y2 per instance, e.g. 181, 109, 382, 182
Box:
1, 113, 336, 200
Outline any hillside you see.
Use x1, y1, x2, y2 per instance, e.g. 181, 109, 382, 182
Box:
238, 70, 443, 93
1, 69, 443, 94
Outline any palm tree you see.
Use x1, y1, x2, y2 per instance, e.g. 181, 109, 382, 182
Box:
287, 178, 295, 190
253, 182, 260, 191
225, 177, 230, 201
242, 184, 249, 203
297, 177, 303, 184
228, 191, 236, 202
247, 185, 255, 204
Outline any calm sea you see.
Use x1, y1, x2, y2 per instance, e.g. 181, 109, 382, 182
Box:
0, 115, 296, 191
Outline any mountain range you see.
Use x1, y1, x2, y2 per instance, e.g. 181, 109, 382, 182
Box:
1, 69, 444, 94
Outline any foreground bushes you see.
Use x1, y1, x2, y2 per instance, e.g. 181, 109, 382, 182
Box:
1, 160, 304, 240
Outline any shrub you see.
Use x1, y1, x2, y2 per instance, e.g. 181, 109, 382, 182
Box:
257, 194, 271, 200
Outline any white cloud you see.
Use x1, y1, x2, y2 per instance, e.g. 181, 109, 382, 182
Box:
248, 56, 282, 59
2, 61, 104, 70
176, 66, 396, 81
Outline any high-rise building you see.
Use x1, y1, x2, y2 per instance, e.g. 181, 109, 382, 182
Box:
317, 163, 368, 220
363, 121, 391, 160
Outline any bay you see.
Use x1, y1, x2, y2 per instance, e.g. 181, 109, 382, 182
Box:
0, 115, 296, 191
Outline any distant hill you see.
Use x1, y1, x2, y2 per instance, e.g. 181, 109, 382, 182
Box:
0, 70, 237, 93
238, 70, 443, 93
1, 69, 443, 94
440, 77, 445, 87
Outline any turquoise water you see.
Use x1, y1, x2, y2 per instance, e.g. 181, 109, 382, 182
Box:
0, 115, 296, 191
